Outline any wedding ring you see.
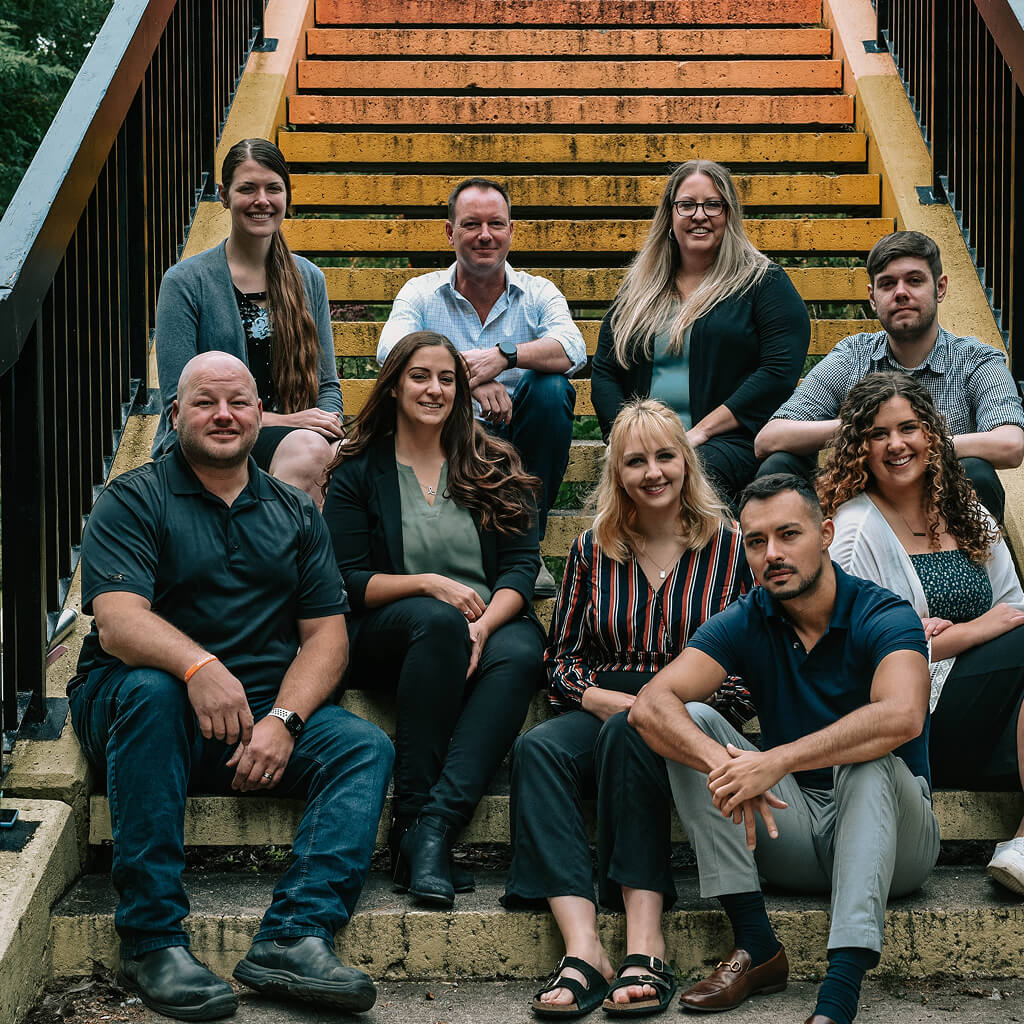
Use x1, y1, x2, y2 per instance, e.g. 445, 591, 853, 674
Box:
262, 771, 273, 780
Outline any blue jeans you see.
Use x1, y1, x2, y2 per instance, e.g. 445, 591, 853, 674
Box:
491, 370, 576, 538
69, 664, 394, 957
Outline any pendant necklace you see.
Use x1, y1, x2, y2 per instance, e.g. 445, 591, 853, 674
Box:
878, 493, 928, 537
638, 544, 680, 580
421, 482, 437, 497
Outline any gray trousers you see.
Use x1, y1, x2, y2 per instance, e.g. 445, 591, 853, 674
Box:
666, 703, 940, 953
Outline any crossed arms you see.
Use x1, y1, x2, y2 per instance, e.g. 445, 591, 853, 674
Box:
627, 645, 930, 848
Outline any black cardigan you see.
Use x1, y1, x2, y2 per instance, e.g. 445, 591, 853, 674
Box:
591, 264, 810, 442
323, 434, 542, 632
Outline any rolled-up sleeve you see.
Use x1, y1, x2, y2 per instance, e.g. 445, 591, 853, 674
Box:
531, 276, 587, 375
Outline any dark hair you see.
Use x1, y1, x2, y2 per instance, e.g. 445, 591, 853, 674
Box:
818, 372, 998, 562
447, 177, 512, 222
325, 331, 539, 533
866, 231, 943, 286
738, 473, 823, 523
221, 138, 320, 414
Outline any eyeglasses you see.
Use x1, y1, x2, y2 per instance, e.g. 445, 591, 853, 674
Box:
672, 199, 726, 218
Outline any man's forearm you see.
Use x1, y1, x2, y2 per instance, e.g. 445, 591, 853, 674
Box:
514, 337, 573, 373
274, 620, 348, 720
769, 700, 923, 779
952, 425, 1024, 468
628, 684, 729, 772
95, 602, 208, 679
754, 417, 839, 459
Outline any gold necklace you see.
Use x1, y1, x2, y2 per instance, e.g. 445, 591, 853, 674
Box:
637, 541, 683, 580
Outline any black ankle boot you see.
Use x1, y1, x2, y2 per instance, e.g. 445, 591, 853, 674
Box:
398, 814, 455, 908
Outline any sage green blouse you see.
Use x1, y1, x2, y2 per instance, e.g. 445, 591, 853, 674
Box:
650, 318, 693, 428
396, 461, 492, 604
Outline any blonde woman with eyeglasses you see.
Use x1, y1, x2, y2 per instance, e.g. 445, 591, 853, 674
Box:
592, 160, 810, 511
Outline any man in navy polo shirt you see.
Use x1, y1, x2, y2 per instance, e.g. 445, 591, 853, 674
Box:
68, 352, 394, 1020
630, 473, 938, 1024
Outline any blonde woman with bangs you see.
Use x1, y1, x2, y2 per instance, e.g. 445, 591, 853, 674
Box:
592, 160, 809, 511
504, 399, 753, 1019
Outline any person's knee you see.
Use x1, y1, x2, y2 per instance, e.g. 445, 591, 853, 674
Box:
270, 429, 333, 482
516, 371, 576, 418
756, 450, 814, 481
118, 668, 190, 721
959, 456, 1004, 516
311, 705, 395, 774
834, 754, 896, 798
409, 598, 472, 648
595, 708, 635, 752
684, 700, 733, 740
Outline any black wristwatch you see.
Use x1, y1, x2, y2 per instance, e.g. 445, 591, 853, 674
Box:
268, 706, 304, 739
497, 340, 518, 368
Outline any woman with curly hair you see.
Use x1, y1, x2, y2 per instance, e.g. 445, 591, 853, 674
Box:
154, 138, 343, 504
323, 331, 544, 910
591, 160, 809, 510
504, 399, 753, 1017
821, 372, 1024, 895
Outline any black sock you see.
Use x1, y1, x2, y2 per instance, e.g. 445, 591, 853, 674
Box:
716, 891, 780, 967
814, 947, 879, 1024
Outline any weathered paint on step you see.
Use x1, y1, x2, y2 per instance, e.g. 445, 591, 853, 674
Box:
315, 0, 826, 28
323, 266, 871, 303
292, 173, 880, 209
289, 93, 856, 127
297, 58, 843, 92
306, 27, 835, 58
285, 217, 893, 254
278, 131, 868, 165
332, 319, 879, 358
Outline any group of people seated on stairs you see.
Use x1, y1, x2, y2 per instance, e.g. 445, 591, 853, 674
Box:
64, 137, 1024, 1024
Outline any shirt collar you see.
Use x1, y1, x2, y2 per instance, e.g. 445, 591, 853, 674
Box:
761, 561, 856, 633
166, 442, 265, 501
439, 262, 521, 298
875, 325, 951, 373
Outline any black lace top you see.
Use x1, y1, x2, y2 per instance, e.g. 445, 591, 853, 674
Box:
233, 286, 279, 411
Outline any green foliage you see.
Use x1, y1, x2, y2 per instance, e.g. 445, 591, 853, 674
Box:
0, 0, 113, 214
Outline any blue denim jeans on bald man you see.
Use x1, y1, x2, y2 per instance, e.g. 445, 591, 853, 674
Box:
69, 664, 393, 957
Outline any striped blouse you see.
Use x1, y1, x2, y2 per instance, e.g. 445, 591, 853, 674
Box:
546, 524, 752, 710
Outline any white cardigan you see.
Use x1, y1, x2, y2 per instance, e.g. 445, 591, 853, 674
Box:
830, 492, 1024, 711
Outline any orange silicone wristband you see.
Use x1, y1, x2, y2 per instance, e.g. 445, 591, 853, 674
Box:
184, 654, 218, 683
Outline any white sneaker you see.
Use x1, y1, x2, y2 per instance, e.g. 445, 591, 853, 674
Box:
986, 836, 1024, 896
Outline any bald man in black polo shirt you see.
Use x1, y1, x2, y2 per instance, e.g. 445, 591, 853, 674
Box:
68, 352, 393, 1020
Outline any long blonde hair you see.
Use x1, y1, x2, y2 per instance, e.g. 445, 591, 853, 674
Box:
608, 160, 770, 365
592, 399, 730, 561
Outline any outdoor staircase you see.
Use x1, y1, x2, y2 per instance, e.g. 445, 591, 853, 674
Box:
50, 0, 1024, 994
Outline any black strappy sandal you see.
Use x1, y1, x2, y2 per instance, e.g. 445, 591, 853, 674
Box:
532, 955, 611, 1018
601, 954, 677, 1017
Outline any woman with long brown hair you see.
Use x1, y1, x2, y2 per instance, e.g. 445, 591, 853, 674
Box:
153, 138, 343, 503
323, 330, 545, 910
822, 372, 1024, 896
505, 399, 753, 1018
591, 159, 809, 511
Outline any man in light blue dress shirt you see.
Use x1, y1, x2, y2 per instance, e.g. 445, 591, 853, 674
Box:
377, 178, 587, 595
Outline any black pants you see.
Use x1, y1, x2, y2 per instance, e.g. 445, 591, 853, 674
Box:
930, 625, 1024, 788
347, 596, 543, 828
696, 433, 758, 516
504, 671, 677, 911
757, 449, 1005, 521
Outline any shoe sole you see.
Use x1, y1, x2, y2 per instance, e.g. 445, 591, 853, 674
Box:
679, 981, 787, 1013
117, 971, 238, 1021
232, 960, 377, 1011
409, 885, 456, 909
988, 863, 1024, 896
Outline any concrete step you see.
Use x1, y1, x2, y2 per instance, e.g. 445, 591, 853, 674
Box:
279, 130, 869, 167
49, 866, 1024, 981
324, 266, 870, 304
306, 27, 835, 58
289, 93, 856, 128
314, 0, 827, 28
294, 173, 880, 210
296, 58, 844, 93
85, 786, 1024, 848
333, 319, 879, 359
285, 217, 893, 255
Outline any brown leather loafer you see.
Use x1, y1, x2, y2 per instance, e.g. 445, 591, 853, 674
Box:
679, 945, 788, 1012
804, 1016, 838, 1024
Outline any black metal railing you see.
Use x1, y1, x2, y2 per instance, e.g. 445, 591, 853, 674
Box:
875, 0, 1024, 379
0, 0, 265, 745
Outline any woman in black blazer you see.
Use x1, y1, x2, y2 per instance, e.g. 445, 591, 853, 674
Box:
323, 330, 544, 910
591, 159, 810, 509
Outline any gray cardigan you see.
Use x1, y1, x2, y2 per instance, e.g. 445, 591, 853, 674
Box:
151, 240, 342, 456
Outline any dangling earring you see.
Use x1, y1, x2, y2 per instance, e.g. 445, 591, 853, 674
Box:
668, 228, 675, 241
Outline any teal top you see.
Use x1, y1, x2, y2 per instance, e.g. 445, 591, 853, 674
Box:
650, 319, 693, 428
909, 549, 992, 622
396, 461, 492, 604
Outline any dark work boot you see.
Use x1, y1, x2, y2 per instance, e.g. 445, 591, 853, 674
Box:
233, 936, 376, 1011
397, 814, 456, 908
118, 946, 237, 1021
